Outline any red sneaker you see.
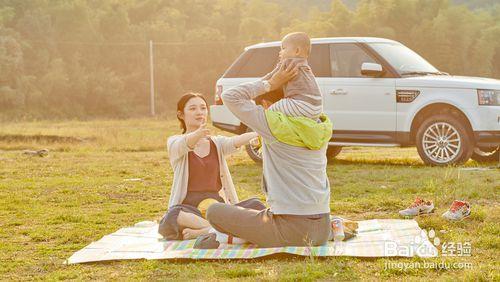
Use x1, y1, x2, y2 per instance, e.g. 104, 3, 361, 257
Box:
399, 197, 434, 217
442, 200, 471, 221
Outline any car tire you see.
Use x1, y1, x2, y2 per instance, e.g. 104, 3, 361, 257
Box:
416, 113, 473, 166
244, 128, 262, 164
471, 146, 499, 163
327, 146, 342, 162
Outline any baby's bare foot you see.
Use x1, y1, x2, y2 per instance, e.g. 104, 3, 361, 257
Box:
182, 227, 210, 240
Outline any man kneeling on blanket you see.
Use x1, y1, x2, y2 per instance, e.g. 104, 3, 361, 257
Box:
194, 58, 334, 249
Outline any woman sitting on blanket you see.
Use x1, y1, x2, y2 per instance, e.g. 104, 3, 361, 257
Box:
158, 92, 266, 240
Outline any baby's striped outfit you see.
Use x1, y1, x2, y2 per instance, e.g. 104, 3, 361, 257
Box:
268, 58, 323, 119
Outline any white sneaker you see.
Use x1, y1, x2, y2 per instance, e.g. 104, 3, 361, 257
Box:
442, 200, 471, 221
399, 197, 434, 217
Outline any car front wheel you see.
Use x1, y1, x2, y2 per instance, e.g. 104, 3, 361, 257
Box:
416, 114, 473, 166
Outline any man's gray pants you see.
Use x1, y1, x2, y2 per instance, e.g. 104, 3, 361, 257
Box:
206, 203, 330, 247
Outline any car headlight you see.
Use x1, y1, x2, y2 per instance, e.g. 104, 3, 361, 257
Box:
477, 89, 500, 106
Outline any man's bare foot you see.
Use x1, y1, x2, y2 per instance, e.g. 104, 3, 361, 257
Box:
182, 227, 211, 240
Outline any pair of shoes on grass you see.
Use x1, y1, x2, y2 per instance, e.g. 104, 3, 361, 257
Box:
399, 197, 471, 221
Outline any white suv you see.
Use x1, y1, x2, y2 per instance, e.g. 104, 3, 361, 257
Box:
210, 37, 500, 166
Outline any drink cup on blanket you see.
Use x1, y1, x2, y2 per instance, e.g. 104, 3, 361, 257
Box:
331, 218, 345, 242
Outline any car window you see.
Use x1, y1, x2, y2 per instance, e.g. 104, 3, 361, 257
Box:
223, 47, 279, 78
368, 42, 439, 74
329, 43, 378, 77
224, 44, 331, 78
308, 44, 331, 77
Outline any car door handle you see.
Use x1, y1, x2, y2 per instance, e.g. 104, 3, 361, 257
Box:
330, 89, 348, 95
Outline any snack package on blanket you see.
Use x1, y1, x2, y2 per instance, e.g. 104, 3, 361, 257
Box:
331, 216, 359, 232
198, 198, 220, 218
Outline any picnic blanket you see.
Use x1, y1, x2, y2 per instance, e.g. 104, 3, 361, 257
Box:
66, 219, 438, 264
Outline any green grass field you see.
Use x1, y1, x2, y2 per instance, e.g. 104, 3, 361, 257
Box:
0, 119, 498, 281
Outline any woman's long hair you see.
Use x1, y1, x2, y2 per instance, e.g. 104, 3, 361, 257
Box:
176, 92, 208, 134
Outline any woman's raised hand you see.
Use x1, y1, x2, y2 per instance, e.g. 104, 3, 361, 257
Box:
194, 123, 211, 139
187, 123, 211, 149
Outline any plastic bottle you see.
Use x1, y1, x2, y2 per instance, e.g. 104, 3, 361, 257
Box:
331, 218, 345, 242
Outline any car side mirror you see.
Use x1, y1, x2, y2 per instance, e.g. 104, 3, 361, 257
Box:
361, 62, 384, 77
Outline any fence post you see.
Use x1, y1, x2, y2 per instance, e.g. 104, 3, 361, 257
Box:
149, 40, 155, 116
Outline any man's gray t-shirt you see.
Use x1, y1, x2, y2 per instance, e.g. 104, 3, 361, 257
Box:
221, 80, 331, 215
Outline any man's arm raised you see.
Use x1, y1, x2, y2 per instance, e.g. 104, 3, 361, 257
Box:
221, 63, 299, 141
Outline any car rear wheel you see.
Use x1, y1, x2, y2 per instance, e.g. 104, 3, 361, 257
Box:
471, 146, 499, 163
244, 128, 262, 164
416, 114, 473, 166
326, 146, 342, 163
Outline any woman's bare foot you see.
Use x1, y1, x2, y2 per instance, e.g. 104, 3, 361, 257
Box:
182, 227, 211, 240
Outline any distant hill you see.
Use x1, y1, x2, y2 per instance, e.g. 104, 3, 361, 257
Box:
273, 0, 499, 11
451, 0, 499, 9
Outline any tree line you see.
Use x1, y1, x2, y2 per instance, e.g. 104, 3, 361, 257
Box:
0, 0, 499, 119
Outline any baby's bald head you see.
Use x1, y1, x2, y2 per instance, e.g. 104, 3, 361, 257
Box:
281, 32, 311, 58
